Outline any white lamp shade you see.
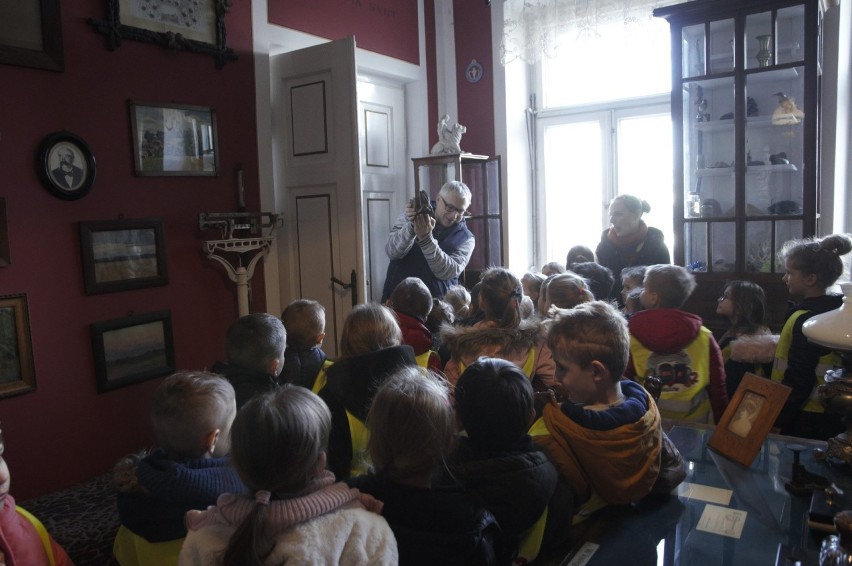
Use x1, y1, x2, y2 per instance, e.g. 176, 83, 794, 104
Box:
802, 282, 852, 351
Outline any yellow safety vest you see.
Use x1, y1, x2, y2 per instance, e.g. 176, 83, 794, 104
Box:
629, 328, 712, 423
15, 506, 55, 566
311, 360, 334, 394
113, 524, 182, 566
458, 347, 537, 380
347, 410, 371, 478
415, 350, 437, 369
771, 310, 840, 413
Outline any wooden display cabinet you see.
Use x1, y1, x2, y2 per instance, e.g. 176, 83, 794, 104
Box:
654, 0, 823, 331
412, 153, 503, 287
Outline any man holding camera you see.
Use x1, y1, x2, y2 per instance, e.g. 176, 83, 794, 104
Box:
381, 181, 474, 302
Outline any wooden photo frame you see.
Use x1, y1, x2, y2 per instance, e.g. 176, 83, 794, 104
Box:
36, 131, 97, 201
88, 0, 236, 69
708, 373, 792, 467
0, 0, 64, 71
91, 310, 175, 393
80, 218, 168, 295
129, 101, 219, 176
0, 294, 36, 398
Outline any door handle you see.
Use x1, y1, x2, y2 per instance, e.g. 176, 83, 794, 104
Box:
330, 270, 357, 307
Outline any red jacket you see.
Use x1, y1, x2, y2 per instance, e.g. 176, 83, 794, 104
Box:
626, 308, 728, 423
393, 311, 443, 375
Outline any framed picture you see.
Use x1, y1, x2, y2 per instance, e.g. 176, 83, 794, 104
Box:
80, 218, 168, 295
36, 132, 97, 200
0, 0, 64, 71
88, 0, 237, 69
708, 373, 792, 468
0, 294, 36, 399
129, 101, 219, 176
91, 310, 175, 393
0, 199, 9, 267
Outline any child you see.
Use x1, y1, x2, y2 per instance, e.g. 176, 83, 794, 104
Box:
531, 301, 685, 518
446, 358, 573, 563
625, 265, 728, 423
179, 386, 398, 565
568, 262, 614, 302
0, 425, 73, 565
425, 298, 454, 365
442, 267, 556, 390
114, 371, 244, 565
456, 281, 484, 327
539, 272, 594, 314
540, 261, 565, 277
280, 299, 331, 392
566, 245, 595, 267
210, 313, 286, 409
772, 233, 852, 439
317, 303, 417, 479
387, 277, 442, 373
521, 271, 546, 312
348, 368, 507, 566
620, 266, 647, 308
716, 280, 776, 398
623, 286, 644, 318
443, 284, 471, 321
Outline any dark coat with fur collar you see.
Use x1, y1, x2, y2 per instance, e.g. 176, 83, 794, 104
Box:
441, 319, 555, 389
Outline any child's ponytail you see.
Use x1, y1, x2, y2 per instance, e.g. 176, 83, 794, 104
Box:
222, 494, 271, 566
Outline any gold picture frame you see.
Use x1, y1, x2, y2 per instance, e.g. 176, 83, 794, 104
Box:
708, 373, 792, 467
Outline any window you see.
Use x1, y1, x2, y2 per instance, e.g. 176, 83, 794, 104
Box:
531, 16, 675, 268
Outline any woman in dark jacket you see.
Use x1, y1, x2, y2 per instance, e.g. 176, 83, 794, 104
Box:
595, 194, 670, 304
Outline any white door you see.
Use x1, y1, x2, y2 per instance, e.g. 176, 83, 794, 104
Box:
358, 79, 407, 303
273, 37, 363, 357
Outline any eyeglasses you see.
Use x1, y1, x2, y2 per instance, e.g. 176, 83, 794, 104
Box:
439, 196, 467, 216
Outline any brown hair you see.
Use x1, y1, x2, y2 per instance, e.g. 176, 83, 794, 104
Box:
389, 277, 433, 321
643, 264, 696, 308
281, 299, 325, 349
339, 303, 402, 358
779, 233, 852, 289
478, 267, 523, 328
548, 301, 630, 380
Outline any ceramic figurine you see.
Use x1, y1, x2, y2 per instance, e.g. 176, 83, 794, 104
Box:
772, 92, 805, 125
430, 114, 467, 154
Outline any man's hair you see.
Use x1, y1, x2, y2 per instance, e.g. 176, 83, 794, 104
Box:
226, 313, 286, 374
281, 299, 326, 349
150, 371, 235, 460
367, 367, 454, 482
439, 180, 471, 207
569, 262, 614, 301
455, 358, 533, 451
339, 303, 402, 358
548, 301, 630, 380
390, 277, 433, 321
643, 264, 696, 308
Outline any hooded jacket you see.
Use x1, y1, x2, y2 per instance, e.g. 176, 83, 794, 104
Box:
394, 311, 443, 374
595, 225, 670, 302
626, 308, 727, 423
318, 345, 418, 479
441, 319, 555, 390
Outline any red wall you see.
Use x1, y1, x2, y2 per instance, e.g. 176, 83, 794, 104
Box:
268, 0, 420, 65
0, 1, 260, 499
453, 0, 495, 157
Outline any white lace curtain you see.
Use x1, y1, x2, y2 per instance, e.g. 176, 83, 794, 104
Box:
500, 0, 679, 65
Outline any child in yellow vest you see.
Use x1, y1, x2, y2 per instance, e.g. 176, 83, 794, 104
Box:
530, 301, 685, 520
625, 264, 728, 423
772, 234, 852, 439
386, 277, 443, 374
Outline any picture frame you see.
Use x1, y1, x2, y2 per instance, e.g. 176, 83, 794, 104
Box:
80, 218, 168, 295
129, 101, 219, 176
88, 0, 237, 69
36, 132, 97, 201
708, 373, 792, 467
0, 0, 64, 72
91, 310, 175, 393
0, 294, 36, 399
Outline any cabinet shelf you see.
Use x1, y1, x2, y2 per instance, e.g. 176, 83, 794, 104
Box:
695, 164, 798, 176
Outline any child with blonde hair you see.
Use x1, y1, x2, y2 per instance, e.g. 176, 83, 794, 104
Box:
114, 371, 244, 565
521, 271, 546, 312
540, 272, 594, 315
348, 368, 506, 565
317, 303, 417, 479
443, 284, 471, 320
179, 386, 397, 565
772, 233, 852, 439
280, 299, 330, 392
442, 267, 556, 390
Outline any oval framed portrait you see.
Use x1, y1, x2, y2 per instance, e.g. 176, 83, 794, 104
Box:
36, 131, 97, 200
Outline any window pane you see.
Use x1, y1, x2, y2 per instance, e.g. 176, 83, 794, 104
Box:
617, 113, 674, 256
542, 19, 671, 108
542, 121, 604, 262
